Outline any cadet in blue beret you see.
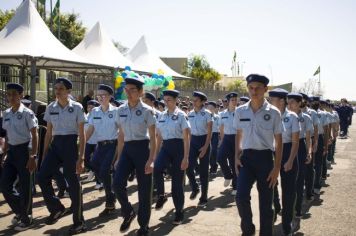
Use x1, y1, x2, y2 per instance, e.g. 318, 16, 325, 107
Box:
86, 84, 120, 218
38, 77, 86, 234
1, 83, 38, 231
186, 91, 212, 206
287, 93, 313, 222
113, 73, 156, 235
87, 100, 100, 107
157, 100, 165, 112
218, 92, 239, 195
143, 92, 161, 119
269, 89, 300, 234
154, 89, 190, 224
234, 74, 282, 236
21, 99, 32, 108
207, 101, 220, 174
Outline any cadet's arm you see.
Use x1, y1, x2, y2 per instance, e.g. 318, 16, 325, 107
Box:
42, 122, 53, 162
85, 125, 94, 141
78, 122, 86, 161
289, 132, 299, 163
30, 127, 38, 157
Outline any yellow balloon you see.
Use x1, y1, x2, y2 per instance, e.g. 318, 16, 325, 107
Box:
158, 69, 165, 75
167, 80, 175, 90
115, 76, 123, 89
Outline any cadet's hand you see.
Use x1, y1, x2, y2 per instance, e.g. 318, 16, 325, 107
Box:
198, 146, 208, 158
234, 158, 243, 176
305, 153, 312, 164
113, 159, 119, 171
283, 159, 293, 172
181, 158, 189, 170
323, 149, 328, 156
26, 157, 37, 173
312, 144, 318, 154
76, 159, 84, 174
267, 166, 280, 188
145, 159, 154, 174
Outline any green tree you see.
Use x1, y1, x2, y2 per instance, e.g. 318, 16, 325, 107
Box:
226, 79, 248, 95
113, 40, 129, 54
182, 55, 221, 90
0, 10, 15, 31
49, 13, 86, 49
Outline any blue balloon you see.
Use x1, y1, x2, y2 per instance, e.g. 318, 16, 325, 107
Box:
152, 74, 158, 79
124, 66, 131, 71
158, 75, 164, 80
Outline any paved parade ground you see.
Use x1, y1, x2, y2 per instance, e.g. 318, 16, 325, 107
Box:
1, 118, 356, 236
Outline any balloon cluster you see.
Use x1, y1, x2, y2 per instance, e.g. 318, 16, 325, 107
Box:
114, 67, 175, 99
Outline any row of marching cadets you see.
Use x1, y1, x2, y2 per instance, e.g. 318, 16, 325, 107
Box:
0, 72, 340, 236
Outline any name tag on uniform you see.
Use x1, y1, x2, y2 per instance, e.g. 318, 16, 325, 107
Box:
4, 118, 10, 121
240, 118, 251, 122
222, 117, 228, 119
93, 117, 102, 119
120, 115, 127, 117
188, 116, 195, 118
158, 120, 165, 123
50, 112, 59, 115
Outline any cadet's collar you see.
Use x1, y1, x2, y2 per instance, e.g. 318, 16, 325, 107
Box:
12, 103, 25, 113
126, 100, 143, 110
53, 98, 72, 108
167, 107, 179, 116
100, 103, 115, 112
247, 99, 270, 112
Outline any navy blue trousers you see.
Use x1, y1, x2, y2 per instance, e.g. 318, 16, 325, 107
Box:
209, 132, 219, 172
236, 149, 274, 236
314, 135, 324, 190
280, 143, 298, 234
91, 141, 116, 208
154, 139, 185, 212
187, 135, 210, 201
113, 140, 152, 229
38, 135, 84, 225
295, 139, 307, 216
84, 143, 96, 171
217, 134, 236, 190
305, 137, 315, 198
1, 142, 33, 224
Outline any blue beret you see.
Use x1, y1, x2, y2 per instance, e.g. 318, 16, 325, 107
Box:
240, 96, 250, 102
192, 91, 208, 101
98, 84, 114, 95
21, 99, 31, 106
320, 99, 328, 105
208, 101, 217, 107
268, 88, 288, 98
226, 92, 238, 100
6, 83, 24, 93
112, 100, 123, 107
222, 99, 228, 103
287, 92, 303, 102
156, 100, 165, 108
55, 77, 72, 89
299, 92, 309, 101
144, 92, 156, 101
163, 89, 180, 98
246, 74, 269, 86
125, 73, 145, 86
87, 100, 100, 107
309, 96, 320, 102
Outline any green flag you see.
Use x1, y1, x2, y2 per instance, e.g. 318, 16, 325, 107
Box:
38, 0, 46, 5
52, 0, 60, 25
313, 66, 320, 76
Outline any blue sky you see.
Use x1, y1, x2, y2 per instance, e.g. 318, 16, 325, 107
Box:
1, 0, 356, 100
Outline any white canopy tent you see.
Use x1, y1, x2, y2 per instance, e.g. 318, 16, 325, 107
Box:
0, 0, 113, 102
126, 36, 190, 80
73, 22, 133, 69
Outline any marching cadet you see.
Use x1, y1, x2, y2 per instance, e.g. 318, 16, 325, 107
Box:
234, 74, 283, 236
309, 97, 329, 195
154, 89, 190, 224
113, 73, 156, 236
83, 100, 100, 186
320, 100, 334, 180
239, 96, 250, 106
38, 77, 87, 234
85, 84, 119, 217
207, 101, 220, 175
186, 91, 213, 206
1, 83, 38, 231
269, 89, 300, 235
329, 104, 340, 164
218, 92, 239, 195
143, 92, 161, 119
287, 93, 313, 220
302, 94, 319, 200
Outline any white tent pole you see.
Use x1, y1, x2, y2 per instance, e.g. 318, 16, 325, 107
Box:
30, 58, 37, 108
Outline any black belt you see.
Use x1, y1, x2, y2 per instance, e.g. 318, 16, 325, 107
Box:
98, 139, 117, 146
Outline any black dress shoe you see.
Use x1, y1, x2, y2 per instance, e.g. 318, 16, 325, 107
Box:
155, 195, 168, 210
197, 198, 208, 207
45, 207, 66, 225
172, 211, 184, 225
136, 226, 149, 236
98, 208, 116, 217
189, 190, 200, 200
68, 222, 87, 235
120, 211, 136, 233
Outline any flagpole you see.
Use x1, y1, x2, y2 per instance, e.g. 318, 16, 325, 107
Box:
50, 0, 53, 32
318, 67, 321, 96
